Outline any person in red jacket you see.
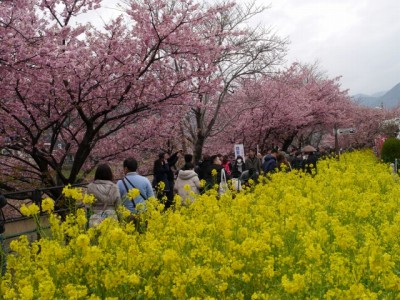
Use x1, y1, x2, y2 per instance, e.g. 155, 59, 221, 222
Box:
221, 155, 232, 176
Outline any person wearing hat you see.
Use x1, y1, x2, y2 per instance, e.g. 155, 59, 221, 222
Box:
302, 145, 317, 153
301, 145, 318, 176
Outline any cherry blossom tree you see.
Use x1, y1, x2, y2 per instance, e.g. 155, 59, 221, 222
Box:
217, 63, 357, 153
337, 105, 395, 149
181, 0, 288, 162
0, 0, 232, 192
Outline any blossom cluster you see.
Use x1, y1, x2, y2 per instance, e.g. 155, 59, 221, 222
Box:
1, 151, 400, 299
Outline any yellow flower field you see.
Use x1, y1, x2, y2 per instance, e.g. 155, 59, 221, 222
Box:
1, 151, 400, 299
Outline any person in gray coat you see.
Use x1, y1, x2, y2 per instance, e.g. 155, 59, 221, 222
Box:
245, 149, 261, 178
87, 164, 121, 226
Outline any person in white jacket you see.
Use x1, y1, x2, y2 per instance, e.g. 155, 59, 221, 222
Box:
174, 163, 201, 205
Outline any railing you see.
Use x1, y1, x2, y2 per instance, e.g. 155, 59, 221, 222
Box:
0, 182, 89, 275
0, 173, 154, 234
1, 182, 87, 222
0, 173, 155, 272
1, 173, 154, 220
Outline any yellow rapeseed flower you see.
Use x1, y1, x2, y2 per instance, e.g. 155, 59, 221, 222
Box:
281, 274, 305, 294
39, 281, 55, 299
157, 181, 165, 191
117, 206, 132, 219
76, 234, 90, 249
83, 193, 96, 205
127, 188, 140, 200
26, 203, 40, 216
76, 208, 87, 227
63, 284, 88, 299
19, 285, 33, 300
5, 151, 400, 299
217, 282, 228, 292
200, 179, 206, 188
62, 185, 83, 202
41, 198, 54, 213
20, 204, 31, 216
183, 184, 191, 192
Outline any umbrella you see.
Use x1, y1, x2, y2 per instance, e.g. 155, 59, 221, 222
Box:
302, 145, 317, 153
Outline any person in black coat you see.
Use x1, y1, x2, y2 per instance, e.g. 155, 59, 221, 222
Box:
153, 153, 174, 208
184, 154, 193, 164
204, 155, 224, 190
197, 155, 211, 181
231, 156, 246, 178
301, 145, 319, 176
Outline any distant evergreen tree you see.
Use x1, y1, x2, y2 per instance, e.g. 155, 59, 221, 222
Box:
381, 137, 400, 163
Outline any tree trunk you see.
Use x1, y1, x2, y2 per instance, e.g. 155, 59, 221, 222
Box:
281, 131, 298, 152
193, 135, 206, 164
180, 123, 188, 154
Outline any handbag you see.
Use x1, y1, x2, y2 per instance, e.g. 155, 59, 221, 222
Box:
218, 169, 229, 195
89, 204, 118, 228
231, 178, 241, 191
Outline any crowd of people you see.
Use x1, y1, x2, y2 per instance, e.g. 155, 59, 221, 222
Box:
85, 145, 331, 227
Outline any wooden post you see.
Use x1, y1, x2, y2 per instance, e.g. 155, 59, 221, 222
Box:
334, 124, 339, 155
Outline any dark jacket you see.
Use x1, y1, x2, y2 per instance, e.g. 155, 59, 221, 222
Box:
245, 157, 261, 174
204, 164, 224, 188
231, 161, 246, 178
153, 159, 173, 190
302, 154, 318, 175
168, 151, 181, 173
197, 158, 211, 180
289, 155, 303, 170
262, 155, 277, 174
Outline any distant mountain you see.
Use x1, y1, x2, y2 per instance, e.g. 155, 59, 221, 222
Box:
371, 91, 387, 97
379, 83, 400, 108
352, 94, 381, 108
352, 83, 400, 108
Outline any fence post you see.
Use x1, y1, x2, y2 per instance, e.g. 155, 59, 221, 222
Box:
32, 189, 42, 207
0, 194, 6, 275
0, 234, 5, 275
32, 190, 43, 240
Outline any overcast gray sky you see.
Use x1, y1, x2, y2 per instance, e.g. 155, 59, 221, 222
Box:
81, 0, 399, 96
255, 0, 400, 95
